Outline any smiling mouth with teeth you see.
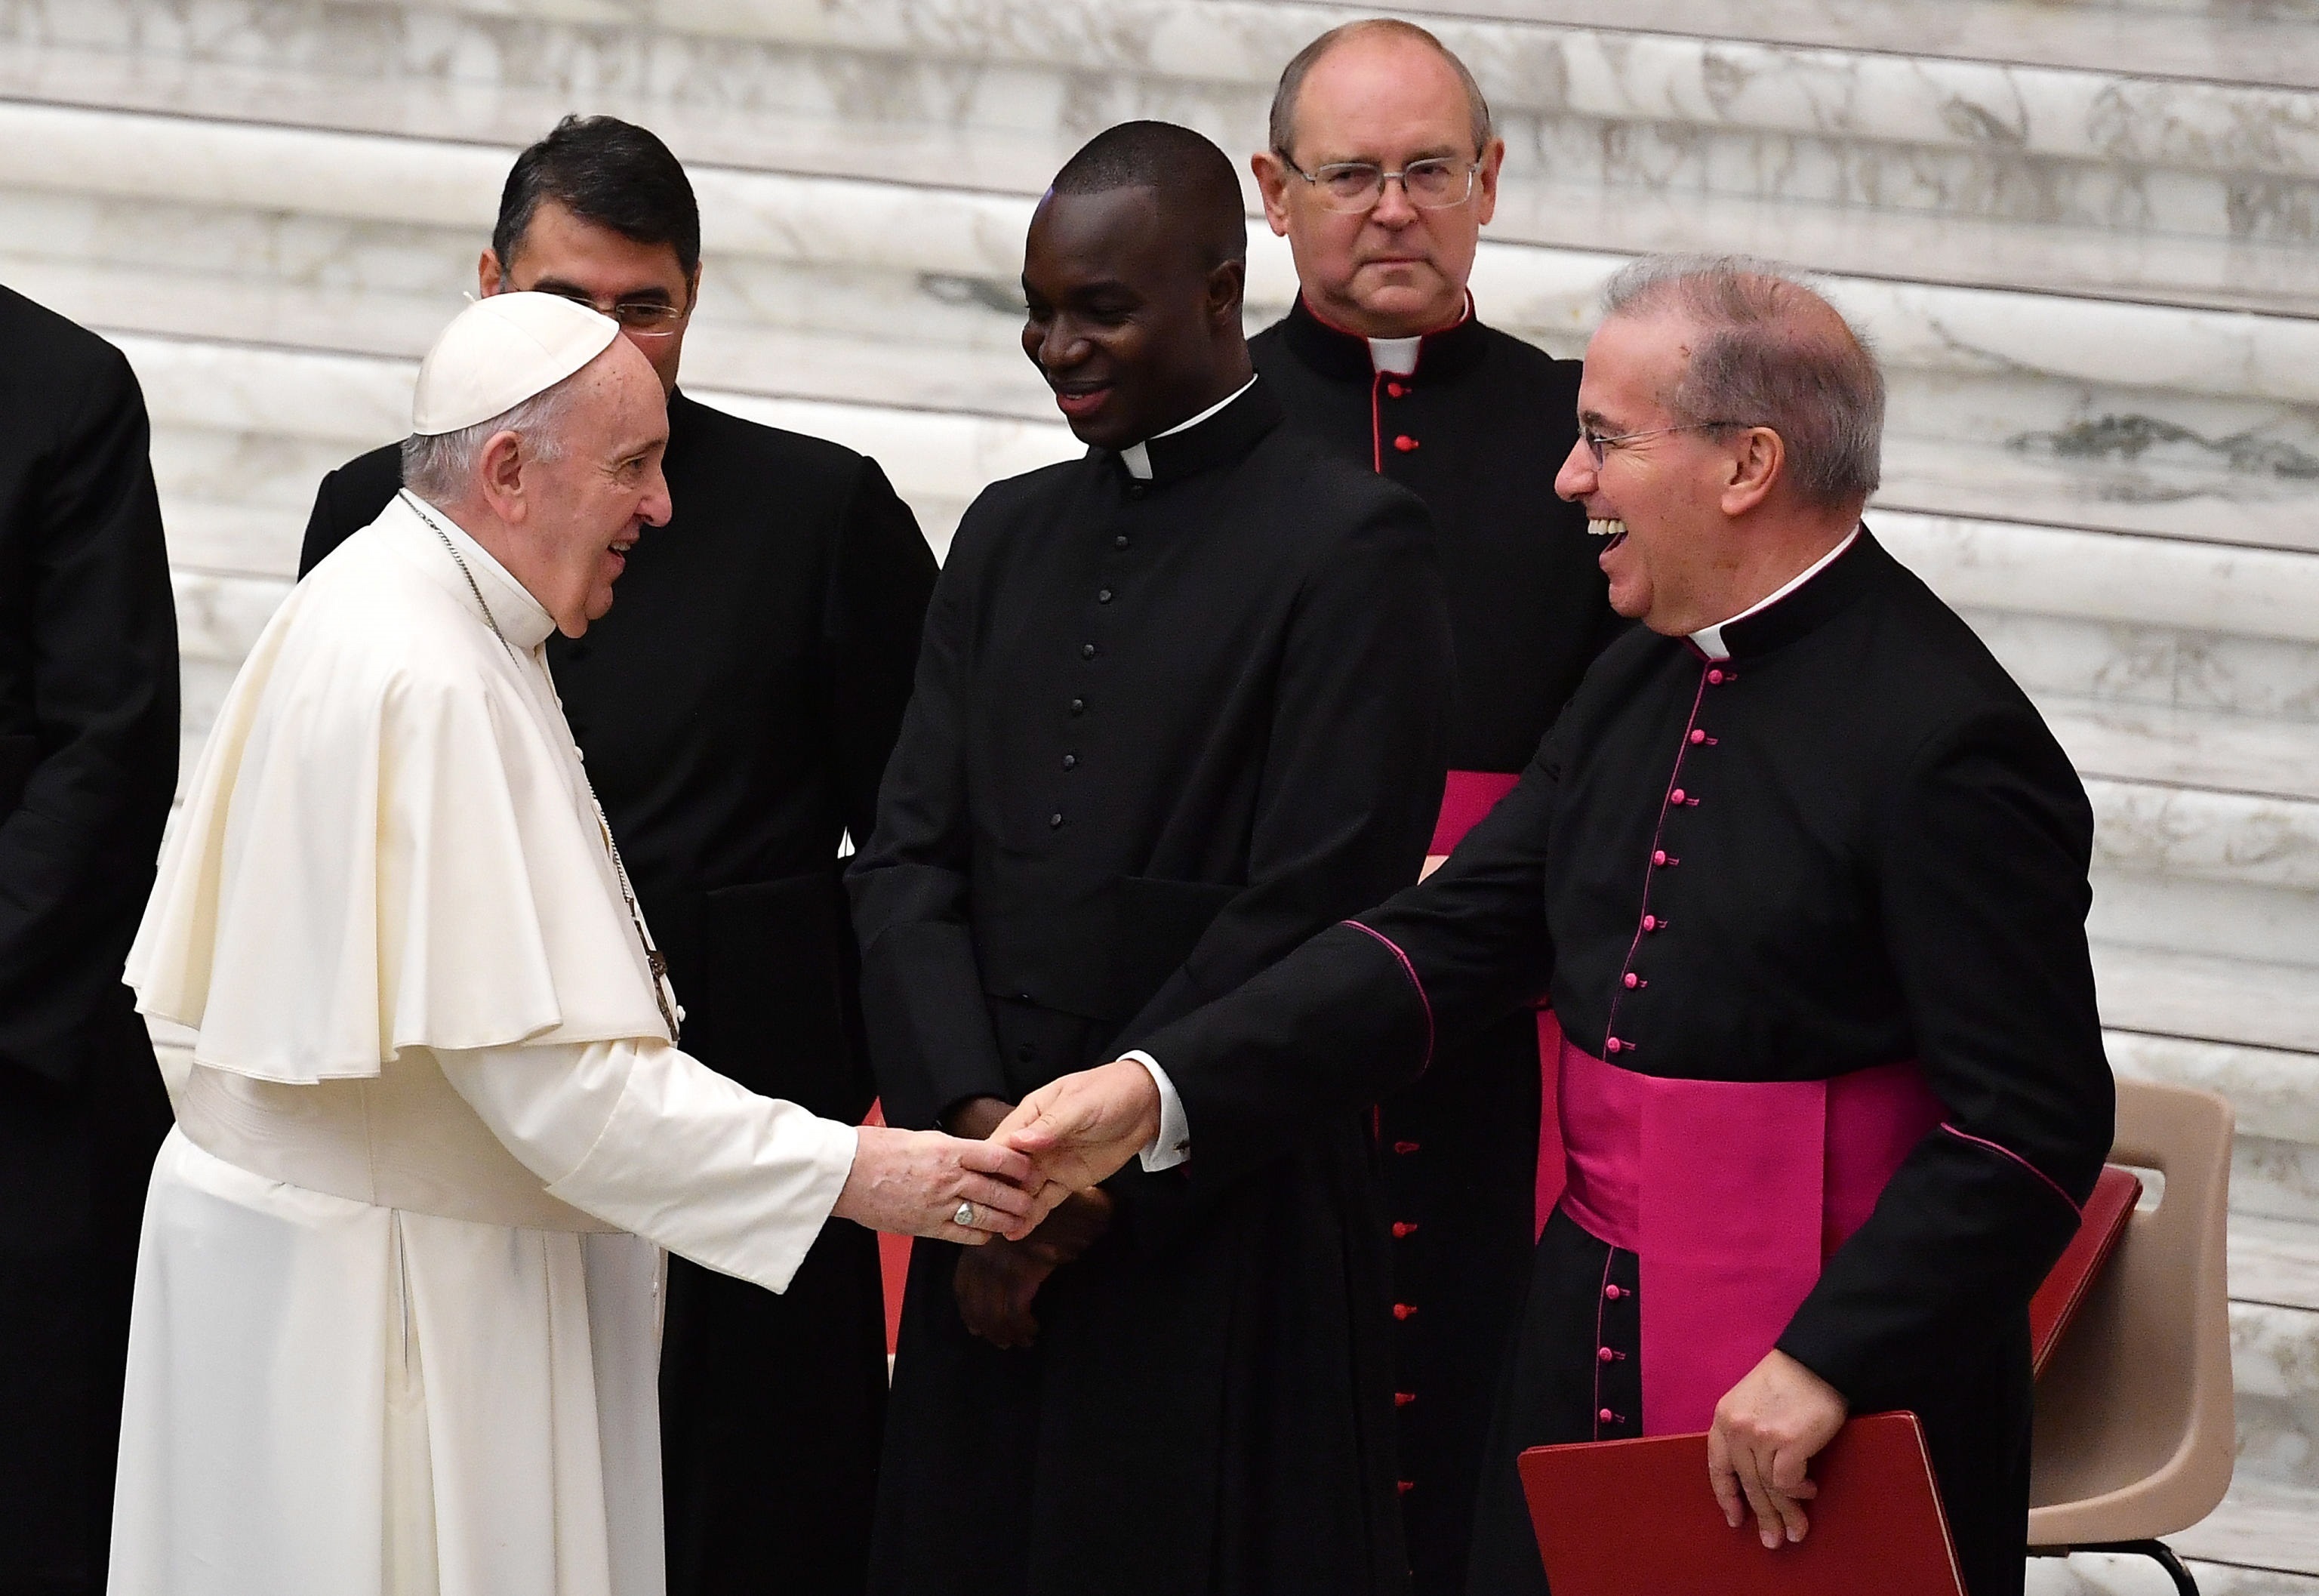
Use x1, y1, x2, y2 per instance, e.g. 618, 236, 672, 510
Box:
1589, 516, 1628, 550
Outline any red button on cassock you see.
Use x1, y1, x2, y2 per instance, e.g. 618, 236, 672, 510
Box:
1642, 914, 1657, 931
1623, 972, 1640, 989
1652, 849, 1668, 865
1393, 1140, 1420, 1155
1395, 1391, 1418, 1407
1708, 669, 1724, 684
1604, 1037, 1622, 1055
1604, 1284, 1623, 1301
1394, 1303, 1418, 1320
1386, 382, 1405, 398
1689, 729, 1708, 744
1397, 1480, 1415, 1495
1598, 1347, 1615, 1363
1670, 788, 1686, 805
1394, 434, 1419, 452
1391, 1222, 1419, 1238
1599, 1408, 1616, 1423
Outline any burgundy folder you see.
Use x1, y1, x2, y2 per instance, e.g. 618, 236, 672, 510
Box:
2031, 1163, 2141, 1377
1518, 1411, 1965, 1595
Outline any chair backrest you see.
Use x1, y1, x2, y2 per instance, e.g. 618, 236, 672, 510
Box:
2027, 1077, 2236, 1545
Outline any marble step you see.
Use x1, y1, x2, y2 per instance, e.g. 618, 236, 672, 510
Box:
2095, 944, 2319, 1058
2031, 1553, 2319, 1596
1377, 0, 2319, 91
2, 4, 2315, 315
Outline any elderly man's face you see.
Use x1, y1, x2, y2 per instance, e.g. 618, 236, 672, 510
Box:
1021, 186, 1240, 451
1255, 35, 1503, 338
502, 339, 673, 636
1554, 313, 1742, 635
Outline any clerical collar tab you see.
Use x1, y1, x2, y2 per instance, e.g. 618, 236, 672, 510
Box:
1111, 378, 1280, 488
1709, 525, 1878, 659
1283, 292, 1485, 383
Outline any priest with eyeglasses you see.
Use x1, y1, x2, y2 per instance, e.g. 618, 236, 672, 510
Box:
113, 292, 1047, 1596
1248, 23, 1621, 1593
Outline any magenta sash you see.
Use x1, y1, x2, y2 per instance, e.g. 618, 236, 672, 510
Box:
1427, 771, 1566, 1237
1557, 1040, 1942, 1434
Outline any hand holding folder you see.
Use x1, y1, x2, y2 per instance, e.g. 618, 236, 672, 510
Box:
1519, 1411, 1966, 1596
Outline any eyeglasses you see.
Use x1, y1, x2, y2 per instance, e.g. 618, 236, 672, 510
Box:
1277, 153, 1483, 214
1578, 421, 1748, 467
534, 288, 691, 338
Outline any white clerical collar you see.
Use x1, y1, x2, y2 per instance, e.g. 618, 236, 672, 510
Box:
1120, 374, 1260, 480
399, 490, 559, 652
1366, 292, 1472, 375
1688, 525, 1861, 661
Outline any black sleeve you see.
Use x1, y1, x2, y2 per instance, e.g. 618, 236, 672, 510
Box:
845, 535, 1011, 1131
821, 458, 938, 847
0, 343, 179, 1085
1139, 719, 1564, 1206
1777, 707, 2115, 1407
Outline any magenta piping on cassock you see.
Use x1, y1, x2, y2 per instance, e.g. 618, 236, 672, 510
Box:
1344, 920, 1434, 1072
1553, 1039, 1945, 1434
1939, 1123, 2083, 1215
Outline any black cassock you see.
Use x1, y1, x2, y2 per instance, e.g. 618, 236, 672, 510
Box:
298, 388, 937, 1596
1133, 531, 2115, 1596
850, 380, 1453, 1596
0, 285, 180, 1593
1254, 297, 1620, 1595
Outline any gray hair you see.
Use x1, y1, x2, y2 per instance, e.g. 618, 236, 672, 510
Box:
399, 373, 581, 505
1269, 19, 1495, 162
1601, 254, 1884, 510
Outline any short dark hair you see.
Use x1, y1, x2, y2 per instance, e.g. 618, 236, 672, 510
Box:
492, 116, 701, 280
1049, 120, 1247, 271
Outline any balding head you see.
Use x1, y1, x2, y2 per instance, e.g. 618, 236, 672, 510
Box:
1601, 255, 1884, 512
1269, 19, 1493, 161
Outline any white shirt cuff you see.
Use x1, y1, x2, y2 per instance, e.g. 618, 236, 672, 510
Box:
1120, 1049, 1190, 1172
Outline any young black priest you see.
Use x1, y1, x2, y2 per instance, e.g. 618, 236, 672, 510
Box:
848, 121, 1454, 1596
1249, 25, 1623, 1591
294, 117, 936, 1596
997, 257, 2116, 1596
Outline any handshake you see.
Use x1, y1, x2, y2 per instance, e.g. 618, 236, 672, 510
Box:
833, 1058, 1169, 1249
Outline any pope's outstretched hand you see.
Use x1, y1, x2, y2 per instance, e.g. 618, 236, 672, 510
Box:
993, 1059, 1163, 1194
833, 1126, 1057, 1244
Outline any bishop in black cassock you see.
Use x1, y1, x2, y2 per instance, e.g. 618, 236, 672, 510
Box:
300, 388, 933, 1589
1007, 260, 2114, 1596
852, 123, 1452, 1596
0, 285, 180, 1596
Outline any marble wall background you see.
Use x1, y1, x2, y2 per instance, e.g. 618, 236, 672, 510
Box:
1, 0, 2314, 1584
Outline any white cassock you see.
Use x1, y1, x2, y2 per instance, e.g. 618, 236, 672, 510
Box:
114, 492, 861, 1596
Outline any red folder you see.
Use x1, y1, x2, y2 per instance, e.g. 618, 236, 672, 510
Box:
1518, 1411, 1964, 1596
2031, 1163, 2141, 1377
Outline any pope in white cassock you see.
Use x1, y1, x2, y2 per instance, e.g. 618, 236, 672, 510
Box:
110, 294, 1048, 1596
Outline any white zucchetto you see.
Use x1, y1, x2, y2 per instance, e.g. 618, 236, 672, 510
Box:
411, 291, 621, 436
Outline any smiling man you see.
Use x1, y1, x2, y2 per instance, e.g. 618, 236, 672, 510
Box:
112, 294, 1045, 1596
848, 120, 1453, 1596
1250, 26, 1621, 1590
295, 116, 937, 1595
990, 255, 2114, 1596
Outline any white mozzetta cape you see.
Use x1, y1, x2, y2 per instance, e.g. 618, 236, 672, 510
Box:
128, 492, 672, 1079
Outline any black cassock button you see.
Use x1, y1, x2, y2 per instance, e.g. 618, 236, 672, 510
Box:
1069, 698, 1086, 715
1098, 588, 1113, 603
1049, 812, 1064, 828
1062, 753, 1077, 769
1114, 535, 1130, 550
1081, 643, 1098, 659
